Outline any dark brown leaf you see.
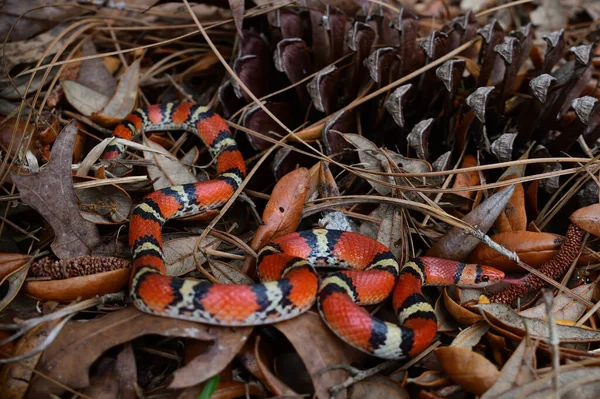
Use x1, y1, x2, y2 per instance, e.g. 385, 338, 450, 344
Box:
12, 122, 103, 258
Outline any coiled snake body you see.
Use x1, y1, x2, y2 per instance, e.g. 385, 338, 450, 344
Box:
104, 102, 504, 359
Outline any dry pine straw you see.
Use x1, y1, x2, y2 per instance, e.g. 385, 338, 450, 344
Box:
490, 224, 585, 304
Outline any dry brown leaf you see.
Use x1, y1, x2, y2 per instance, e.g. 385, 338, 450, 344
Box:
451, 321, 490, 349
97, 59, 141, 123
274, 311, 366, 399
0, 317, 62, 399
407, 371, 451, 387
12, 121, 103, 258
468, 231, 563, 273
77, 40, 117, 97
210, 260, 254, 284
435, 346, 500, 395
518, 282, 596, 321
28, 306, 252, 395
475, 303, 600, 342
494, 178, 527, 233
570, 203, 600, 237
492, 367, 600, 399
163, 235, 220, 276
243, 168, 310, 275
62, 80, 110, 116
250, 167, 310, 247
143, 139, 197, 191
0, 253, 31, 280
0, 262, 30, 312
443, 287, 482, 325
75, 179, 132, 224
22, 267, 129, 302
481, 339, 536, 399
348, 379, 409, 399
453, 154, 480, 211
427, 185, 516, 260
343, 133, 431, 195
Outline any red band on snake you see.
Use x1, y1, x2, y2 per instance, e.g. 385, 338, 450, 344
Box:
105, 102, 504, 359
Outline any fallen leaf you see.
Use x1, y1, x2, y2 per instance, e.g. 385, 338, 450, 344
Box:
243, 168, 310, 275
12, 121, 103, 258
570, 203, 600, 237
451, 321, 490, 349
143, 139, 197, 190
97, 59, 141, 123
75, 178, 132, 224
0, 253, 31, 280
492, 367, 600, 399
22, 267, 129, 302
518, 282, 596, 321
274, 311, 366, 399
452, 154, 480, 211
475, 303, 600, 342
468, 231, 564, 273
0, 317, 63, 399
228, 0, 245, 38
343, 133, 431, 196
435, 346, 500, 395
163, 235, 220, 276
0, 262, 30, 312
427, 185, 516, 260
481, 339, 536, 399
494, 152, 528, 232
349, 379, 409, 398
77, 40, 117, 97
28, 306, 252, 395
62, 80, 110, 116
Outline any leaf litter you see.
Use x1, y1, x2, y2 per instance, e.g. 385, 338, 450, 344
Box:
1, 0, 600, 398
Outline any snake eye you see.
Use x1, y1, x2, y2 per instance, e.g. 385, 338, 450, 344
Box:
481, 275, 489, 282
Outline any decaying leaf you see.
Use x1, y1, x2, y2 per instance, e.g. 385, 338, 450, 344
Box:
427, 185, 516, 260
28, 307, 252, 395
435, 346, 500, 395
275, 312, 366, 399
12, 122, 103, 258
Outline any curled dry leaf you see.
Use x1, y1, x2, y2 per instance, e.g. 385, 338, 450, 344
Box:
518, 282, 596, 322
274, 311, 366, 399
468, 231, 564, 273
0, 253, 31, 280
62, 80, 110, 116
450, 321, 490, 349
23, 268, 129, 302
452, 154, 480, 211
163, 235, 220, 276
143, 138, 197, 191
475, 303, 600, 342
12, 121, 103, 259
75, 178, 133, 224
28, 307, 252, 395
0, 262, 30, 313
348, 378, 409, 399
492, 368, 600, 399
0, 317, 63, 399
92, 59, 141, 126
480, 339, 536, 399
427, 185, 516, 260
570, 203, 600, 237
443, 287, 482, 325
343, 133, 431, 196
243, 168, 310, 275
239, 335, 298, 396
435, 346, 500, 395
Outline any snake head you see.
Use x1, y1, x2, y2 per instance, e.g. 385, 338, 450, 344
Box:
456, 264, 505, 288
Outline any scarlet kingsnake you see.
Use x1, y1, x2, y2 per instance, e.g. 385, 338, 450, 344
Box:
104, 102, 504, 359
